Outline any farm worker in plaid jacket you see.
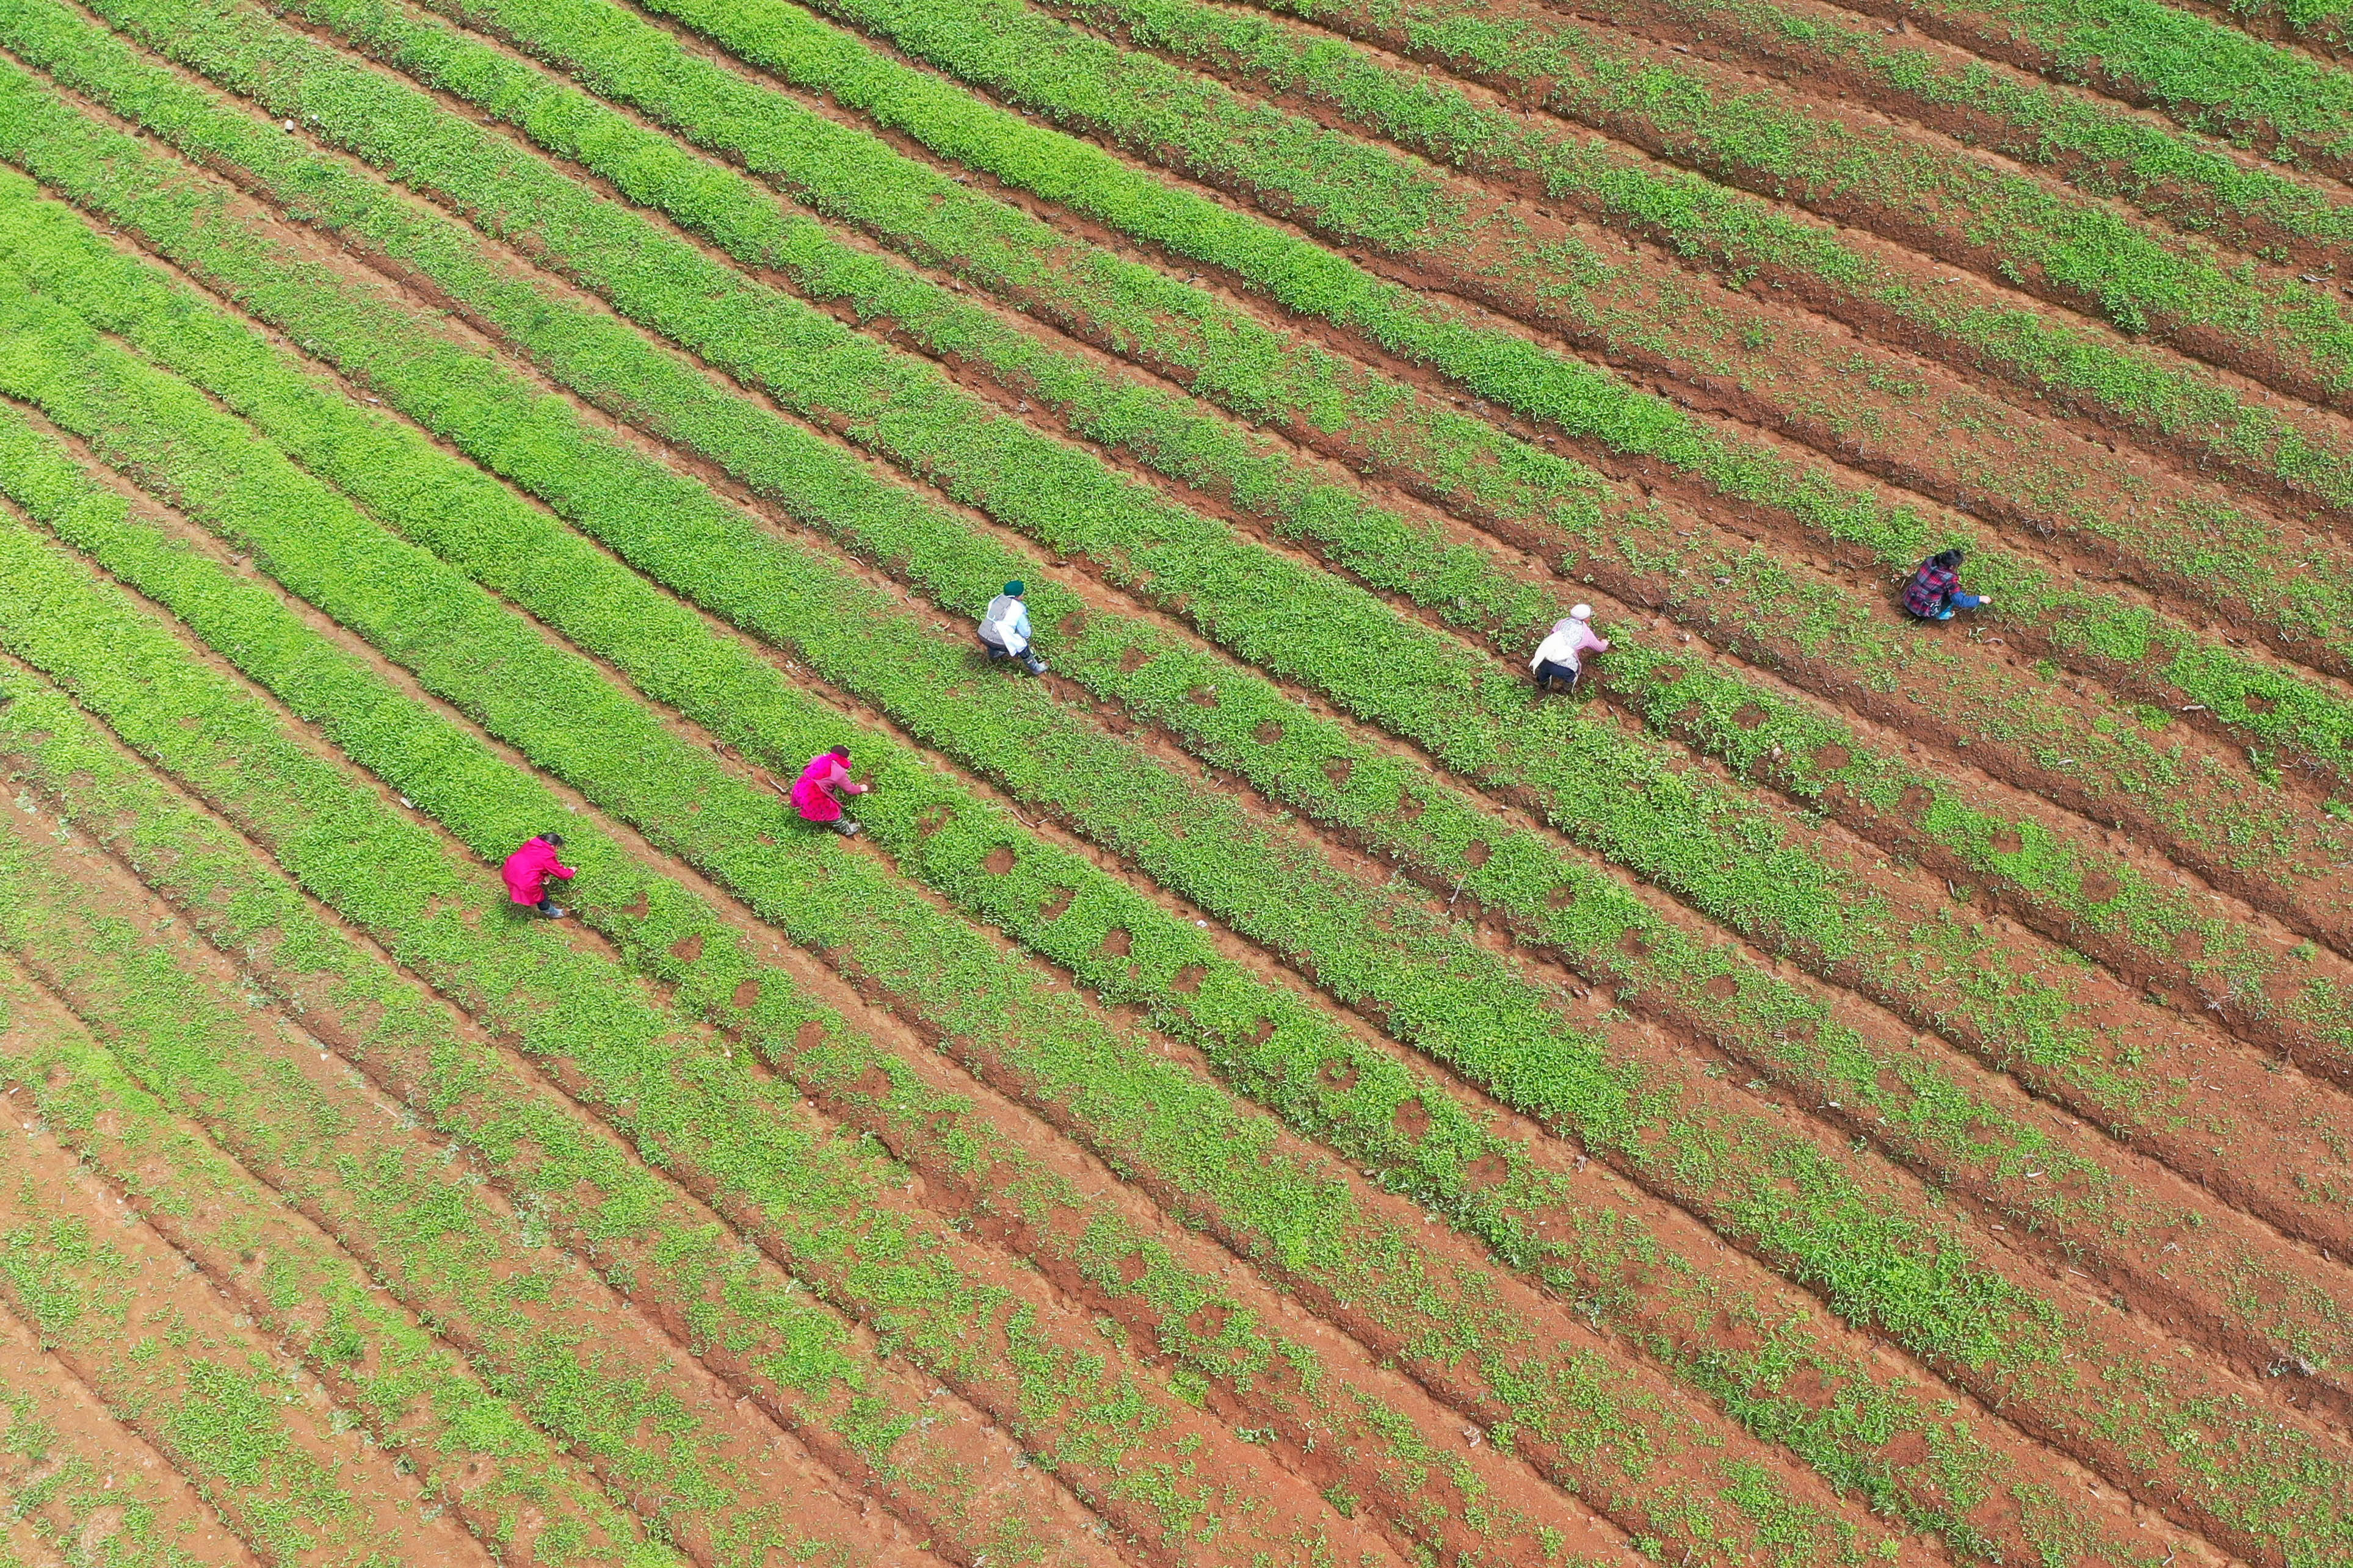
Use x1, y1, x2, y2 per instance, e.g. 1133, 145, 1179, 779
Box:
1902, 548, 1991, 621
978, 580, 1049, 674
791, 745, 870, 839
502, 833, 576, 919
1531, 604, 1609, 693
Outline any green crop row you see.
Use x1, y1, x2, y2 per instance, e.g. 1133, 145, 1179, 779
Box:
18, 65, 2351, 1431
27, 0, 2351, 1042
0, 948, 678, 1567
0, 519, 1367, 1566
51, 0, 2353, 1111
0, 1221, 233, 1568
706, 0, 2353, 521
1846, 0, 2353, 165
1073, 0, 2353, 404
0, 156, 2333, 1568
0, 165, 2187, 1567
329, 0, 2353, 957
1597, 0, 2353, 266
0, 817, 955, 1568
0, 1104, 397, 1566
7, 0, 2340, 1354
0, 258, 1896, 1564
401, 0, 2353, 779
368, 0, 2353, 767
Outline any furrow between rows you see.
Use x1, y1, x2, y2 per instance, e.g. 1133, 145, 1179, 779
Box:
0, 897, 689, 1567
0, 266, 1918, 1567
164, 0, 2353, 1074
0, 1235, 256, 1568
0, 1017, 498, 1568
0, 128, 2334, 1568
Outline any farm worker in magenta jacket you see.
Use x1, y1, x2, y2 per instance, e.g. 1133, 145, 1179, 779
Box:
978, 580, 1049, 674
1531, 604, 1609, 693
502, 833, 576, 919
791, 745, 870, 838
1902, 548, 1991, 621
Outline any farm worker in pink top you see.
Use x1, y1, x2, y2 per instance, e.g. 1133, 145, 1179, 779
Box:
1531, 605, 1609, 694
502, 833, 576, 919
790, 745, 870, 838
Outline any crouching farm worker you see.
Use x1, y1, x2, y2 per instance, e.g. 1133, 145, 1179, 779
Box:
502, 833, 576, 919
978, 580, 1049, 675
1902, 548, 1992, 621
791, 745, 870, 839
1531, 604, 1609, 694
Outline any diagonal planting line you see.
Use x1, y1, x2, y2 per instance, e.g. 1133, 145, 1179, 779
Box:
42, 0, 2353, 1075
0, 1246, 258, 1568
0, 952, 687, 1568
222, 0, 2353, 797
5, 126, 2351, 1561
0, 302, 1892, 1567
0, 1070, 470, 1568
0, 198, 2341, 1568
0, 820, 995, 1568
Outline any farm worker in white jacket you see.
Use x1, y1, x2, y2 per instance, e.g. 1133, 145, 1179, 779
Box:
978, 580, 1049, 675
1531, 604, 1609, 693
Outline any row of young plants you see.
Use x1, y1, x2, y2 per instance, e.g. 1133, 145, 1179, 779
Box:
383, 0, 2353, 778
0, 175, 2201, 1568
198, 0, 2353, 988
0, 268, 1904, 1568
1580, 0, 2353, 270
34, 0, 2353, 1181
698, 0, 2353, 528
0, 817, 982, 1568
0, 928, 680, 1567
23, 92, 2353, 1423
27, 0, 2353, 1056
0, 1062, 412, 1568
1064, 0, 2353, 410
0, 1212, 242, 1568
0, 173, 2333, 1568
15, 0, 2346, 1357
363, 0, 2353, 765
1833, 0, 2353, 166
0, 516, 1376, 1568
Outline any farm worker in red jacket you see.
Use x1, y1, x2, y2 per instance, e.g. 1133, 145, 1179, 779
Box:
977, 580, 1049, 675
1902, 548, 1991, 621
502, 833, 576, 919
790, 745, 870, 838
1531, 604, 1609, 693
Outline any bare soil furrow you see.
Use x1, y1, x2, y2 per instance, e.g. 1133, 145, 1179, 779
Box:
0, 1034, 497, 1568
23, 251, 2334, 1568
45, 175, 2232, 1568
0, 808, 1002, 1568
0, 1271, 259, 1567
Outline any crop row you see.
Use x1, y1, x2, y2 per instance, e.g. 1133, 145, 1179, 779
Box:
1832, 0, 2353, 167
37, 0, 2353, 1281
458, 0, 2353, 779
0, 248, 1897, 1565
0, 1204, 246, 1568
0, 801, 1023, 1568
18, 0, 2351, 1395
0, 991, 497, 1568
0, 160, 2205, 1568
0, 134, 2338, 1568
31, 0, 2353, 1106
201, 0, 2353, 1005
738, 0, 2353, 538
1075, 0, 2353, 415
0, 901, 686, 1568
1577, 0, 2353, 272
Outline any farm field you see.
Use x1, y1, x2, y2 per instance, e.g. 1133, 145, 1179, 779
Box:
0, 0, 2349, 1561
